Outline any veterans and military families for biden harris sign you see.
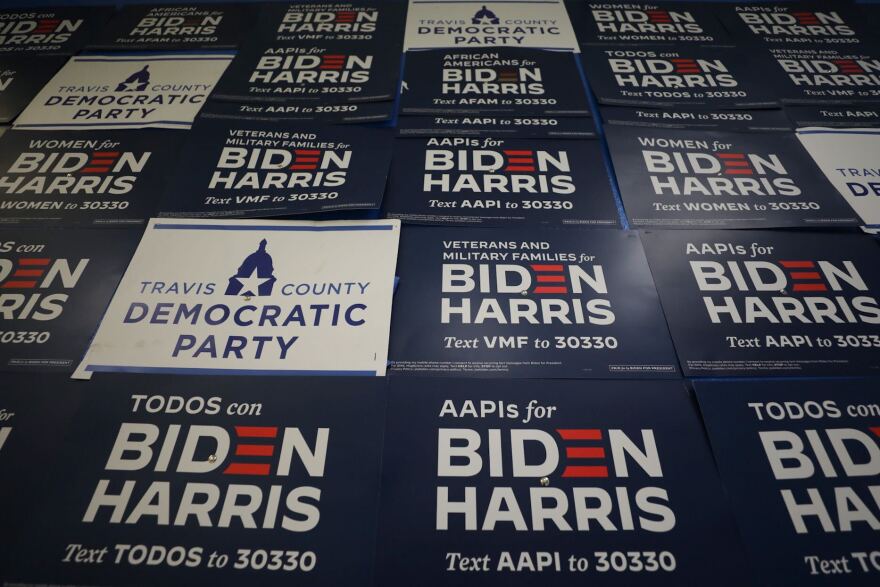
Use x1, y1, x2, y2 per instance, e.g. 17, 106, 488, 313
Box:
0, 1, 880, 586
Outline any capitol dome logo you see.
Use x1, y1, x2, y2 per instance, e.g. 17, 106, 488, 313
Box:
225, 238, 277, 297
472, 5, 500, 25
115, 65, 151, 92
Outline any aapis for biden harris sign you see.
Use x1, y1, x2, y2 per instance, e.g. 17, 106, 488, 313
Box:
74, 219, 400, 379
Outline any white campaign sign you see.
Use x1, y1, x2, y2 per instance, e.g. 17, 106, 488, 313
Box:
798, 128, 880, 234
404, 0, 579, 51
73, 218, 401, 378
14, 52, 232, 130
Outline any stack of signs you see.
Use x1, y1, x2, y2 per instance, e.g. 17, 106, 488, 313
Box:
0, 129, 180, 226
210, 2, 406, 123
378, 378, 752, 586
567, 1, 730, 46
158, 118, 393, 218
0, 374, 386, 587
605, 124, 858, 229
73, 218, 401, 379
0, 227, 141, 372
798, 127, 880, 234
762, 46, 880, 105
641, 230, 880, 377
601, 105, 792, 132
88, 4, 251, 50
404, 0, 580, 52
0, 55, 67, 123
388, 227, 679, 378
582, 45, 778, 108
695, 379, 880, 587
717, 3, 870, 47
13, 52, 233, 130
786, 105, 880, 129
0, 7, 111, 55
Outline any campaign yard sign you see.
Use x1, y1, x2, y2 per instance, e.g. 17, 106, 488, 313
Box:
717, 3, 869, 46
257, 1, 407, 45
401, 48, 591, 117
158, 119, 393, 218
377, 378, 751, 586
568, 1, 729, 45
89, 4, 250, 51
695, 379, 880, 587
641, 230, 880, 377
764, 46, 880, 104
798, 128, 880, 234
404, 0, 579, 51
581, 45, 778, 108
0, 130, 179, 226
0, 7, 112, 55
0, 54, 67, 123
388, 227, 679, 378
0, 227, 141, 372
383, 136, 618, 226
14, 52, 233, 131
605, 125, 859, 229
1, 374, 386, 587
601, 106, 792, 132
73, 219, 401, 379
786, 105, 880, 129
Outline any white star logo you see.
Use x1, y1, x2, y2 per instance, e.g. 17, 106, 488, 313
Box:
475, 15, 494, 24
235, 267, 270, 296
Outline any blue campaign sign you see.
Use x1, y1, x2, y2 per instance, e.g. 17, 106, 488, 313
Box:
199, 99, 393, 124
401, 48, 591, 117
0, 54, 67, 123
398, 115, 597, 139
378, 377, 751, 586
641, 230, 880, 377
256, 1, 407, 45
566, 1, 730, 46
716, 3, 870, 46
605, 125, 859, 229
695, 379, 880, 586
157, 119, 393, 218
0, 374, 83, 578
786, 104, 880, 128
388, 227, 679, 378
0, 227, 141, 372
581, 45, 779, 108
1, 374, 387, 587
601, 105, 792, 132
0, 7, 112, 55
383, 136, 618, 226
763, 46, 880, 104
88, 4, 253, 51
0, 130, 179, 226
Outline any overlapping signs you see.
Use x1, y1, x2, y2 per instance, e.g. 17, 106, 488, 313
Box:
212, 2, 404, 105
158, 119, 393, 218
401, 48, 590, 116
762, 46, 880, 104
0, 374, 386, 587
404, 0, 579, 51
389, 227, 678, 378
641, 230, 880, 377
798, 128, 880, 234
0, 55, 66, 123
0, 130, 178, 226
601, 106, 792, 132
717, 3, 869, 46
605, 125, 859, 229
0, 7, 111, 54
0, 227, 141, 372
74, 219, 401, 379
384, 135, 618, 226
14, 52, 233, 130
581, 45, 778, 108
786, 105, 880, 129
695, 379, 880, 586
568, 1, 729, 45
378, 378, 751, 586
89, 4, 250, 50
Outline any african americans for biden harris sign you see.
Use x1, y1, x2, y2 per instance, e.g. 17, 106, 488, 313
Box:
641, 230, 880, 377
389, 227, 678, 378
14, 52, 232, 130
377, 378, 750, 586
73, 219, 400, 378
0, 374, 386, 587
